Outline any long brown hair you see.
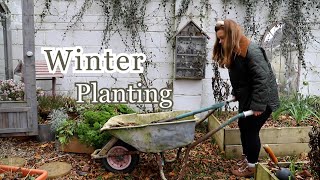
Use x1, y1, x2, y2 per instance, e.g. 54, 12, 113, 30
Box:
212, 19, 243, 68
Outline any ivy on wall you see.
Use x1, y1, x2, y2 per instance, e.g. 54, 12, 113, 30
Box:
36, 0, 320, 110
223, 0, 320, 68
36, 0, 52, 33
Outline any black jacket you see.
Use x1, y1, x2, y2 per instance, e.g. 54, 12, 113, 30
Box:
229, 42, 280, 112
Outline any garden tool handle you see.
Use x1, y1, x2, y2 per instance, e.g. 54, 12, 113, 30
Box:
263, 144, 279, 166
243, 110, 254, 117
174, 98, 236, 119
152, 98, 236, 124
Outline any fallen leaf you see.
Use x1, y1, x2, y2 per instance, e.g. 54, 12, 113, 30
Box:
34, 153, 41, 159
40, 143, 49, 148
76, 170, 87, 176
82, 165, 90, 172
103, 172, 114, 179
169, 171, 175, 176
297, 170, 312, 177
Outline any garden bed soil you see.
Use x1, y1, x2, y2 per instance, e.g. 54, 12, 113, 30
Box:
208, 113, 313, 158
0, 129, 317, 179
255, 161, 313, 180
214, 111, 318, 128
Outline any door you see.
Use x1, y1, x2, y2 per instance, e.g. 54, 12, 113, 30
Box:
0, 0, 38, 137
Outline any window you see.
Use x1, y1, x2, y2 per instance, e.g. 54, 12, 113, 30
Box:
261, 22, 300, 94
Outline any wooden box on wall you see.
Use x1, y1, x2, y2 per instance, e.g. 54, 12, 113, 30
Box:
174, 21, 210, 80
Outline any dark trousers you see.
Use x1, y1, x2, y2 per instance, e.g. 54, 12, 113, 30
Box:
238, 106, 272, 163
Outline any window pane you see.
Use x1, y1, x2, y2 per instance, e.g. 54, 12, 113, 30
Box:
262, 23, 300, 95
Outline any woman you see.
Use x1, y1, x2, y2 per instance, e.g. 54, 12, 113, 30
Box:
213, 19, 280, 177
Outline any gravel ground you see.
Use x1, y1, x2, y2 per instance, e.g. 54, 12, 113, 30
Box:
0, 131, 316, 180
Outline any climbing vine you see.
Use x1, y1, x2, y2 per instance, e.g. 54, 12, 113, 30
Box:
35, 0, 320, 110
36, 0, 52, 33
212, 62, 232, 111
222, 0, 320, 68
65, 0, 93, 33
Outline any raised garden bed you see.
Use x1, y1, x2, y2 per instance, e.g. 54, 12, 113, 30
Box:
208, 114, 312, 158
255, 161, 312, 180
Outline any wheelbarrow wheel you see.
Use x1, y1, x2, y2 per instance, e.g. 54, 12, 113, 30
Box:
102, 140, 139, 173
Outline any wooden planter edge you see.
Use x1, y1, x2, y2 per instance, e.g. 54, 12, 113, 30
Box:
208, 114, 311, 158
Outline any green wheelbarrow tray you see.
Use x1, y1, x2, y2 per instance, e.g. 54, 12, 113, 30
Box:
100, 111, 199, 153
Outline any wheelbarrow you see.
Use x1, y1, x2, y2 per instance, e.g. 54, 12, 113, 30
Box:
91, 99, 254, 180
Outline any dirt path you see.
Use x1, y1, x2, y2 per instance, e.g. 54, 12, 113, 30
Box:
0, 131, 314, 180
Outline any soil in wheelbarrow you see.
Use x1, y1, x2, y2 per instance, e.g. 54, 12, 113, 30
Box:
0, 127, 317, 180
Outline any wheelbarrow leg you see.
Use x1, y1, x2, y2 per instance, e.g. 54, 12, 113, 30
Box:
162, 148, 182, 163
156, 153, 167, 180
177, 146, 192, 180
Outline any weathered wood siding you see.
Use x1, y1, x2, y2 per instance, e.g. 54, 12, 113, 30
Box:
0, 0, 38, 137
0, 101, 36, 136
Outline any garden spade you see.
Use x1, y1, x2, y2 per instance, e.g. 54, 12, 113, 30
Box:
263, 144, 295, 180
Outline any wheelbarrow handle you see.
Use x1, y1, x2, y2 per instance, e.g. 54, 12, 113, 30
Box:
177, 110, 254, 180
187, 110, 253, 149
153, 98, 236, 123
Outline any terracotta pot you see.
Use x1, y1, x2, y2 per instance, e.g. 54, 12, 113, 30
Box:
0, 165, 48, 180
56, 136, 95, 154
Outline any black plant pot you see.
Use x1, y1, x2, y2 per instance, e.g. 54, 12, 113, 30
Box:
37, 123, 55, 142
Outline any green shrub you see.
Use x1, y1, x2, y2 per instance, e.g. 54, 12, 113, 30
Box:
272, 94, 319, 125
76, 104, 135, 148
49, 108, 68, 133
38, 95, 67, 121
56, 119, 77, 145
37, 95, 78, 123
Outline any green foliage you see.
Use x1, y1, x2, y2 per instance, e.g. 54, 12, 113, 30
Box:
288, 158, 303, 176
49, 108, 68, 132
76, 104, 135, 148
37, 95, 78, 123
56, 119, 77, 145
37, 95, 67, 121
306, 95, 320, 113
271, 96, 290, 121
272, 94, 320, 125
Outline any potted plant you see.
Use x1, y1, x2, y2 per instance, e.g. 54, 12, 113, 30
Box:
54, 118, 95, 154
0, 164, 48, 180
55, 103, 135, 153
208, 94, 320, 158
37, 95, 72, 142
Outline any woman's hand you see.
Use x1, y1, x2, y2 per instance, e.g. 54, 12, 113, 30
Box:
253, 111, 263, 116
